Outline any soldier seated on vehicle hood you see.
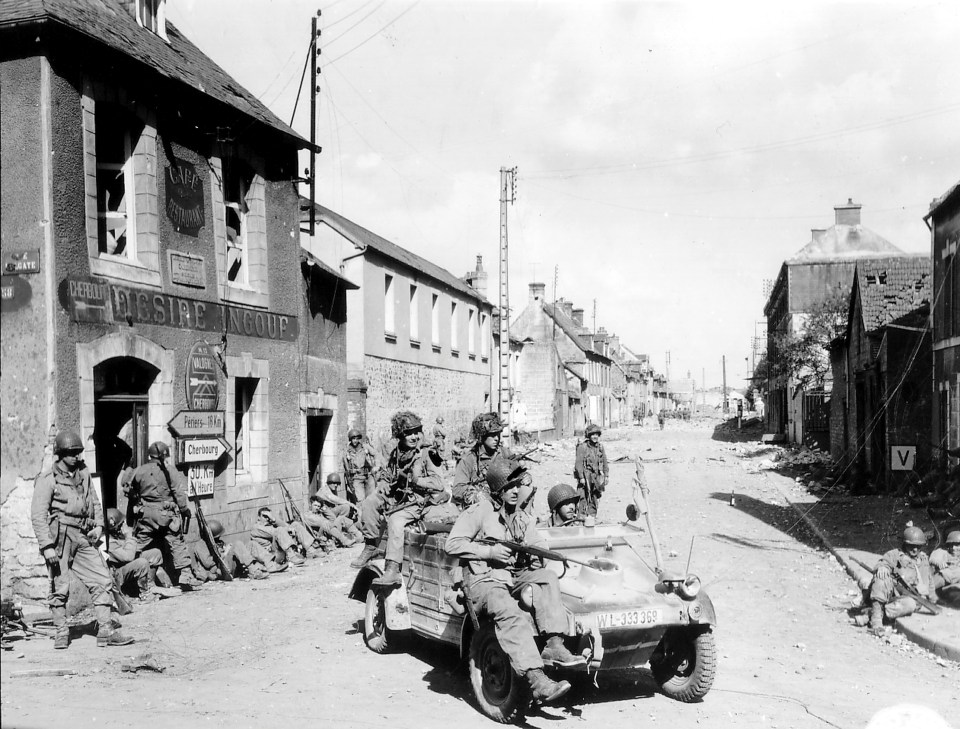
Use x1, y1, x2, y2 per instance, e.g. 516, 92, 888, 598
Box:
445, 458, 586, 706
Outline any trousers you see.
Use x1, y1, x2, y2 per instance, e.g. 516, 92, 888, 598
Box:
49, 526, 113, 611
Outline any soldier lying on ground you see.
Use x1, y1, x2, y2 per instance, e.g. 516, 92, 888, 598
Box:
860, 526, 933, 633
100, 508, 178, 601
544, 484, 585, 528
930, 530, 960, 604
445, 458, 586, 705
191, 519, 280, 581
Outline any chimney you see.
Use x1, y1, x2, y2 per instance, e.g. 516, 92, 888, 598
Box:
608, 334, 620, 358
464, 255, 488, 298
572, 308, 584, 327
811, 229, 826, 243
529, 282, 546, 305
561, 301, 574, 320
834, 198, 861, 226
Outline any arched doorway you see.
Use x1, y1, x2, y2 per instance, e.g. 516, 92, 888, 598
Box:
93, 357, 159, 509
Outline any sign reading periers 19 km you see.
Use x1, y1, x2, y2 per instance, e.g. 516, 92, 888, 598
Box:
186, 340, 218, 411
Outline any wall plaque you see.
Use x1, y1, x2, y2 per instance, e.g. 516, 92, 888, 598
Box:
165, 159, 205, 236
2, 249, 41, 275
169, 251, 206, 288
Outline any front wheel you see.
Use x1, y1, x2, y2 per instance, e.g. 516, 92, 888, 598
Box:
469, 622, 530, 723
651, 627, 717, 702
363, 588, 391, 653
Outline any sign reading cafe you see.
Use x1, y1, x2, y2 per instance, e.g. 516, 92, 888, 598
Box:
165, 159, 205, 236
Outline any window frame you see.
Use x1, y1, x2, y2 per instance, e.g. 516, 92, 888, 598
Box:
431, 293, 441, 349
384, 273, 396, 338
450, 300, 459, 353
409, 283, 420, 344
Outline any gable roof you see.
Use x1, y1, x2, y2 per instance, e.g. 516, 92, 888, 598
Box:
853, 255, 931, 334
0, 0, 309, 149
306, 201, 490, 305
542, 303, 611, 362
789, 225, 903, 262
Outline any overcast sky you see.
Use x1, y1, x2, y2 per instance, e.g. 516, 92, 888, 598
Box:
169, 0, 959, 390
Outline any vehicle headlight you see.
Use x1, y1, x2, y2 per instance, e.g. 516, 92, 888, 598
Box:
678, 574, 701, 600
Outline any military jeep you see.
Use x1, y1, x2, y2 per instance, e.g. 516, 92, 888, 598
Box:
348, 487, 717, 723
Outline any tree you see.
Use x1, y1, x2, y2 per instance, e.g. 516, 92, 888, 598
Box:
773, 290, 848, 395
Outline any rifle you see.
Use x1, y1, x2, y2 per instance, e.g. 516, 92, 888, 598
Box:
111, 572, 134, 616
193, 497, 232, 582
477, 537, 612, 572
513, 445, 542, 465
850, 556, 941, 615
278, 479, 319, 542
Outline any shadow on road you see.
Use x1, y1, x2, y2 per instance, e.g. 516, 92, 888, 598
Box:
710, 417, 765, 444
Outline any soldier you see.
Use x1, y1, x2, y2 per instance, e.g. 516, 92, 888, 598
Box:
865, 525, 933, 632
445, 458, 584, 706
192, 519, 274, 581
452, 412, 513, 508
657, 410, 665, 430
355, 411, 447, 584
342, 428, 379, 504
30, 430, 134, 649
574, 424, 608, 518
124, 441, 202, 590
249, 506, 318, 566
305, 484, 361, 548
546, 484, 584, 528
100, 508, 173, 601
929, 530, 960, 603
432, 416, 447, 461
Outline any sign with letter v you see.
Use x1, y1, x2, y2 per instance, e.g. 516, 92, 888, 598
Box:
890, 446, 916, 471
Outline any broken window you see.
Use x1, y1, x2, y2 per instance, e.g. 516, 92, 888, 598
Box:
96, 104, 143, 258
136, 0, 167, 37
222, 156, 253, 285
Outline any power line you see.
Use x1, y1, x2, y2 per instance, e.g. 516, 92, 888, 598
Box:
320, 1, 421, 68
322, 0, 386, 47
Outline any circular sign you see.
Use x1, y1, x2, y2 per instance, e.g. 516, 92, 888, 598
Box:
186, 341, 219, 411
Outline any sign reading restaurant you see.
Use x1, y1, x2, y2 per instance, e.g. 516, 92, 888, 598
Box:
63, 277, 298, 342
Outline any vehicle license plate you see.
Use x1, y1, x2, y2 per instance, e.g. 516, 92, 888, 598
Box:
595, 608, 662, 630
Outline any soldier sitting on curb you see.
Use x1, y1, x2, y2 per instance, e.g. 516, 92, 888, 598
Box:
305, 488, 361, 549
930, 530, 960, 605
857, 526, 933, 633
100, 508, 178, 601
192, 519, 280, 581
544, 484, 585, 528
249, 507, 315, 567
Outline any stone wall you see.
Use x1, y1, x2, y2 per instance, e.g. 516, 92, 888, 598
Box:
518, 343, 558, 434
363, 355, 490, 452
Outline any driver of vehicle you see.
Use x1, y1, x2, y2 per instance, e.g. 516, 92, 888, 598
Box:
545, 484, 584, 528
445, 458, 585, 705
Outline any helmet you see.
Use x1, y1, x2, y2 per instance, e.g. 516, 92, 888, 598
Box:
547, 484, 579, 513
902, 526, 926, 547
106, 508, 124, 531
471, 412, 503, 441
391, 411, 422, 439
147, 441, 170, 460
207, 519, 224, 538
585, 423, 601, 437
347, 428, 362, 440
54, 430, 84, 455
486, 458, 525, 496
946, 530, 960, 546
326, 473, 341, 484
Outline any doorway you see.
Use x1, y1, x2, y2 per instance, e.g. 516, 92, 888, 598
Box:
306, 409, 331, 496
93, 357, 158, 510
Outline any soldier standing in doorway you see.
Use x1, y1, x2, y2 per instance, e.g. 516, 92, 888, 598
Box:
574, 424, 608, 518
342, 428, 379, 504
31, 430, 135, 649
124, 441, 202, 590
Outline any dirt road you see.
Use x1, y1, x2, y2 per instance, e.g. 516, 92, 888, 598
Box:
3, 419, 957, 728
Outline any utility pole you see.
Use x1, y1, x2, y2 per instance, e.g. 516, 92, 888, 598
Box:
722, 355, 729, 414
592, 299, 597, 334
498, 166, 517, 424
551, 264, 558, 341
309, 11, 319, 236
702, 367, 705, 412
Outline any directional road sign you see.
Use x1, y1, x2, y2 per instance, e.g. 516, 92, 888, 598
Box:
187, 464, 215, 497
168, 410, 225, 438
179, 436, 230, 464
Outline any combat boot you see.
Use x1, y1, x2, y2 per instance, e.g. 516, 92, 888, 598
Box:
285, 548, 305, 566
869, 601, 884, 633
51, 607, 69, 650
247, 563, 269, 580
540, 635, 586, 668
177, 569, 203, 590
305, 545, 324, 559
372, 560, 402, 587
137, 575, 158, 603
526, 668, 571, 704
266, 561, 288, 573
350, 540, 379, 569
96, 627, 135, 647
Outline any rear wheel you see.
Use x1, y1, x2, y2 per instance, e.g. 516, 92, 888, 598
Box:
651, 627, 717, 702
363, 588, 391, 653
468, 622, 530, 723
